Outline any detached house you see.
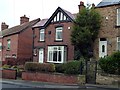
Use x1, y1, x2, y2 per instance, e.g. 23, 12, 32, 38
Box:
94, 0, 120, 59
0, 15, 40, 61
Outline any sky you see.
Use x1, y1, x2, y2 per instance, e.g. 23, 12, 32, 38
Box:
0, 0, 102, 29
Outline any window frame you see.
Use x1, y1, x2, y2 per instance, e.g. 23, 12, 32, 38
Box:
0, 42, 2, 51
47, 46, 66, 63
117, 8, 120, 26
55, 27, 63, 41
7, 39, 11, 50
39, 29, 45, 41
117, 37, 120, 51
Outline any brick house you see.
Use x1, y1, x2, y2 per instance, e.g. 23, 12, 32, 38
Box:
94, 0, 120, 59
32, 5, 81, 63
0, 15, 40, 61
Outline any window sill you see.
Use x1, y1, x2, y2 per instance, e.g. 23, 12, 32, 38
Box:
54, 40, 63, 42
6, 49, 10, 51
115, 25, 120, 28
47, 61, 64, 64
38, 41, 45, 42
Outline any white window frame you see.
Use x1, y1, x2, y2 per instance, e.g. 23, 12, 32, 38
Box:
117, 37, 120, 51
47, 46, 66, 63
117, 8, 120, 26
40, 29, 45, 41
56, 27, 63, 41
7, 39, 11, 50
0, 42, 2, 51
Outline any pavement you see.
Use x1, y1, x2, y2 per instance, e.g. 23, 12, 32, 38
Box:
0, 78, 120, 89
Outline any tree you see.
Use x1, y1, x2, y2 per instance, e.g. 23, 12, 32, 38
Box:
71, 7, 101, 60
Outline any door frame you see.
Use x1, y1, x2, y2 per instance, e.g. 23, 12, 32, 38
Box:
39, 48, 44, 63
99, 38, 107, 58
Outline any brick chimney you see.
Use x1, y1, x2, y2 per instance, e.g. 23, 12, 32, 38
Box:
92, 3, 95, 8
78, 1, 85, 12
1, 22, 9, 30
20, 15, 29, 24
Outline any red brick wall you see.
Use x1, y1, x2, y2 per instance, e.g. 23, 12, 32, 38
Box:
2, 69, 17, 79
0, 38, 2, 61
22, 72, 78, 84
33, 22, 74, 62
2, 34, 18, 61
18, 28, 33, 59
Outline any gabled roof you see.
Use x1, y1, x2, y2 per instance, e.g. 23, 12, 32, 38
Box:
33, 7, 76, 28
0, 18, 40, 37
96, 0, 120, 7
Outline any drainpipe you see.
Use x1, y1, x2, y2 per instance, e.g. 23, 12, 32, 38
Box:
32, 28, 35, 61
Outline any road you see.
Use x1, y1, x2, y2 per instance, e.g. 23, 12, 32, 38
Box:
1, 80, 119, 90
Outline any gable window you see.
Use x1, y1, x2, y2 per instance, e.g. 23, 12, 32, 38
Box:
40, 29, 45, 41
7, 39, 11, 50
47, 46, 66, 63
0, 42, 2, 51
117, 8, 120, 26
117, 37, 120, 51
56, 27, 63, 41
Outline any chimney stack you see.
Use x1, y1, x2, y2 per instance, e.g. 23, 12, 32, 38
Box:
92, 3, 95, 8
1, 22, 9, 30
78, 1, 85, 12
20, 15, 29, 24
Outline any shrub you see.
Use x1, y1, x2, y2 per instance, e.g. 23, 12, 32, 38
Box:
24, 62, 55, 72
55, 60, 84, 75
99, 51, 120, 75
2, 64, 11, 69
64, 60, 84, 75
55, 63, 65, 73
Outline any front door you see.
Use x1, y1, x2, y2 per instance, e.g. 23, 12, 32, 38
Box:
39, 48, 44, 63
99, 38, 107, 58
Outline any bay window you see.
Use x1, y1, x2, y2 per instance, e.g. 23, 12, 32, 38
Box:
47, 46, 66, 63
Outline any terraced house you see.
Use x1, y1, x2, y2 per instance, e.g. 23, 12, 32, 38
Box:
0, 15, 40, 61
94, 0, 120, 59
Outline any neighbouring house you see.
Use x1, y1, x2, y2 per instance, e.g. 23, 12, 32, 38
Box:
94, 0, 120, 59
0, 15, 40, 61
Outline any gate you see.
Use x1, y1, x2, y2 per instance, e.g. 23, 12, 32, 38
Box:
86, 60, 97, 84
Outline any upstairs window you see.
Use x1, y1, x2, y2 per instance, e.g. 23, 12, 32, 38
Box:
56, 27, 63, 41
40, 29, 45, 41
117, 8, 120, 26
7, 39, 11, 50
0, 42, 2, 51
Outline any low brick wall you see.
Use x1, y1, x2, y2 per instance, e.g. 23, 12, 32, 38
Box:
22, 72, 85, 84
2, 69, 17, 79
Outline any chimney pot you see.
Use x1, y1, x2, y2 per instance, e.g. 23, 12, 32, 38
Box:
20, 15, 29, 24
1, 22, 9, 30
78, 1, 85, 12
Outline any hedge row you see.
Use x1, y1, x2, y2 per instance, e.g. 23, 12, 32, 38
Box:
25, 62, 55, 72
99, 51, 120, 75
24, 60, 84, 75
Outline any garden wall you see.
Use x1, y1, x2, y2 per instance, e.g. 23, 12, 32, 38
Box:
2, 69, 17, 79
96, 73, 120, 87
22, 72, 85, 85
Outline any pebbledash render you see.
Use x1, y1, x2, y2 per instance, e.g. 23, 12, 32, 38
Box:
32, 0, 120, 63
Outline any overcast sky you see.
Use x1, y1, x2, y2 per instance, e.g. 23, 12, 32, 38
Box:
0, 0, 102, 29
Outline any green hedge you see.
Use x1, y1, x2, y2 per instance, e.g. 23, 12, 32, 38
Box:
55, 60, 84, 75
99, 51, 120, 75
25, 62, 55, 72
